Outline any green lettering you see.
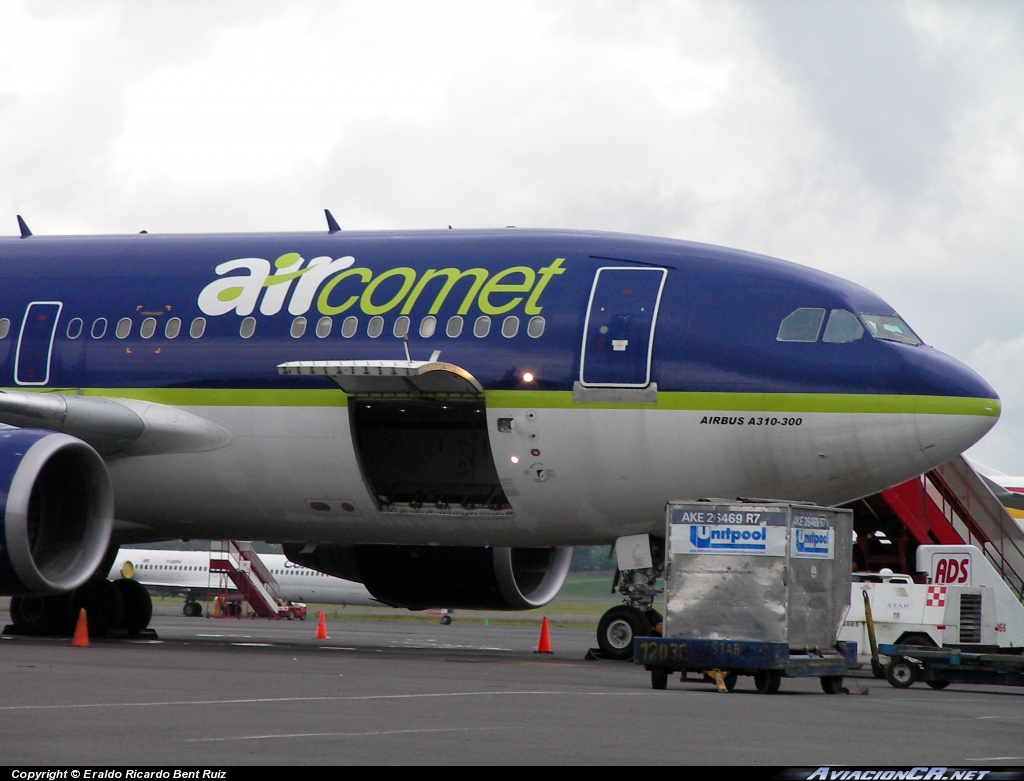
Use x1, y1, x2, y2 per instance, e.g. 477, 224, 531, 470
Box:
360, 267, 417, 315
478, 266, 535, 315
316, 268, 372, 315
399, 268, 489, 315
524, 258, 566, 315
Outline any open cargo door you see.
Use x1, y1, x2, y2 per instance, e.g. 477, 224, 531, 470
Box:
279, 360, 510, 515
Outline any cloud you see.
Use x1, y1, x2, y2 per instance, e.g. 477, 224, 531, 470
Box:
1, 0, 1022, 468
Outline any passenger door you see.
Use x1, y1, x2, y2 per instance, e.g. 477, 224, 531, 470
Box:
15, 301, 62, 386
580, 267, 666, 387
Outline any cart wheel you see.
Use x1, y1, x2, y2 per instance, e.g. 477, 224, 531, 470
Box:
723, 671, 738, 692
754, 670, 781, 694
820, 675, 845, 694
886, 657, 919, 689
651, 668, 668, 690
925, 680, 950, 690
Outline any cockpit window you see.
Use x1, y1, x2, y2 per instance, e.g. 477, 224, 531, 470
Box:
777, 308, 825, 342
822, 309, 865, 344
859, 314, 922, 346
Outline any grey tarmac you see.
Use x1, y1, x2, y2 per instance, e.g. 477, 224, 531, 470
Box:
1, 614, 1022, 766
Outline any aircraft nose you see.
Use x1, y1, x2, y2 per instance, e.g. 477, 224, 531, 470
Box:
908, 347, 1000, 460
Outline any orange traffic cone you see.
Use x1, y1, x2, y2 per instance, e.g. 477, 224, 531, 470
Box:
535, 616, 552, 654
71, 608, 89, 647
315, 610, 328, 639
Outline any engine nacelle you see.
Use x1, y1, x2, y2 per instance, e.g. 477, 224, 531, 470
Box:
0, 430, 114, 595
283, 543, 573, 610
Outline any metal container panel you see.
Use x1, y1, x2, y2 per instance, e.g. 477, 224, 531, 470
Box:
664, 502, 852, 648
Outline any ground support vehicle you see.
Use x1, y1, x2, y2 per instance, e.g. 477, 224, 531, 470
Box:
840, 545, 1024, 670
635, 636, 855, 693
277, 600, 307, 620
880, 643, 1024, 689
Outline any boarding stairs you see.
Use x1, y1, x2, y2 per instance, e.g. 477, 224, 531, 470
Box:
848, 455, 1024, 600
208, 541, 283, 618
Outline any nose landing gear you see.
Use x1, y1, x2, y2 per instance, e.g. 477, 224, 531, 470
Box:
593, 534, 664, 661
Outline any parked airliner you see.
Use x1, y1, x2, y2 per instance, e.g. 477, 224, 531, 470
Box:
0, 215, 999, 657
108, 548, 381, 615
971, 473, 1024, 534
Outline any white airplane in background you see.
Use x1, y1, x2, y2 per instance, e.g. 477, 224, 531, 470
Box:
971, 471, 1024, 533
109, 549, 382, 616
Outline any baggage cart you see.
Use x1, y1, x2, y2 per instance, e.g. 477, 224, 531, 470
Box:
634, 501, 854, 693
880, 643, 1024, 690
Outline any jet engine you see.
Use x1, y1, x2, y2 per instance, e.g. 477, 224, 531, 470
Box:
283, 543, 572, 610
0, 429, 114, 595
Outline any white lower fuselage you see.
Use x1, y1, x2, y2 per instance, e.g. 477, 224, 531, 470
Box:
107, 398, 993, 547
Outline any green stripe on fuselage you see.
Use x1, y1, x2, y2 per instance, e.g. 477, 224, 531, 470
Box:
11, 387, 1000, 416
487, 391, 1000, 417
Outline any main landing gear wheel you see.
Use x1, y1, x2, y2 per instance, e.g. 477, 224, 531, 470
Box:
112, 579, 153, 633
754, 670, 782, 694
9, 594, 73, 636
885, 657, 919, 689
68, 578, 125, 638
926, 680, 951, 690
183, 601, 203, 617
597, 605, 650, 661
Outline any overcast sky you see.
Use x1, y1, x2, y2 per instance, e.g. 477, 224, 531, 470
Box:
1, 1, 1022, 470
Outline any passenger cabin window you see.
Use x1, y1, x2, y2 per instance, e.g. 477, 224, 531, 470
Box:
165, 317, 182, 339
91, 318, 107, 339
473, 316, 491, 338
190, 317, 206, 339
860, 314, 922, 346
393, 316, 410, 338
140, 317, 157, 339
501, 316, 519, 338
341, 316, 358, 338
0, 318, 8, 340
367, 316, 384, 338
419, 316, 436, 338
240, 317, 256, 339
446, 316, 463, 338
777, 308, 825, 342
290, 317, 307, 338
66, 318, 83, 339
316, 317, 332, 338
115, 318, 132, 339
527, 316, 545, 338
822, 309, 864, 343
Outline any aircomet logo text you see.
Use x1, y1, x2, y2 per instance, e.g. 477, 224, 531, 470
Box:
198, 254, 566, 318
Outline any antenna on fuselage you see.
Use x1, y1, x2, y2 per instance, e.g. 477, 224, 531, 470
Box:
16, 215, 32, 238
325, 209, 341, 233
